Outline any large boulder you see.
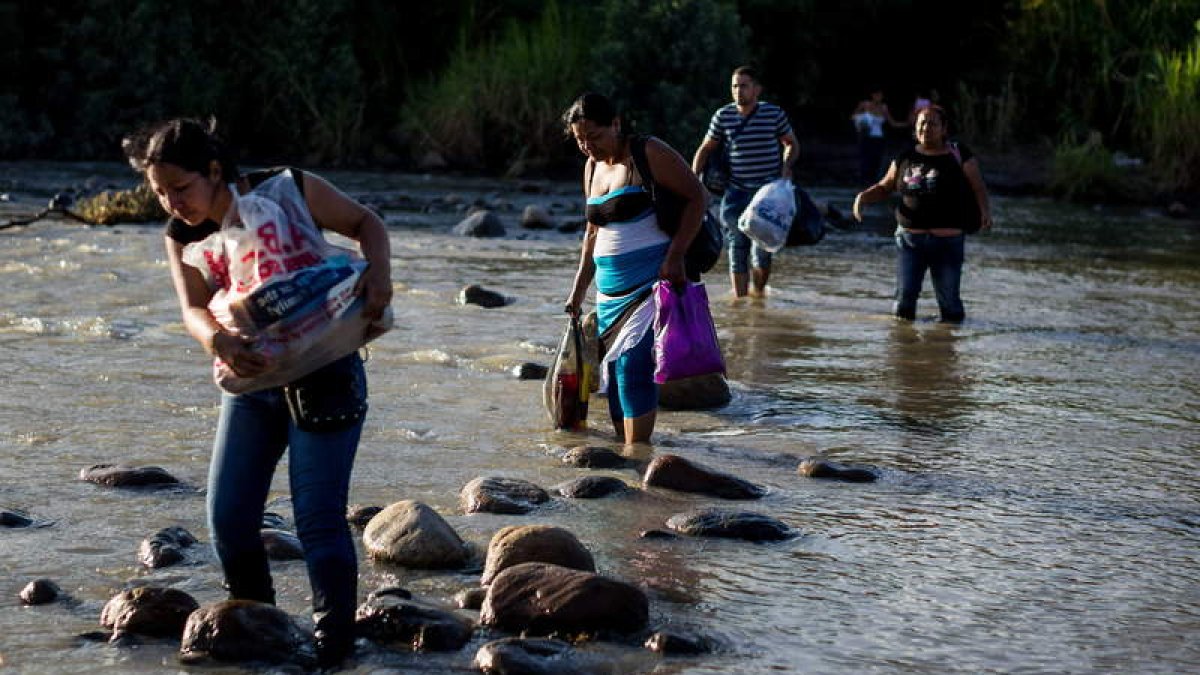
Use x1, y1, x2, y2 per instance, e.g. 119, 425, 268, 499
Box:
461, 477, 550, 515
362, 500, 471, 568
179, 600, 309, 665
481, 525, 595, 586
658, 373, 732, 410
665, 508, 793, 542
100, 587, 199, 639
355, 594, 474, 651
480, 563, 648, 636
642, 454, 766, 500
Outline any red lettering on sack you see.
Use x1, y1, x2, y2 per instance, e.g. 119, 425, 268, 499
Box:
257, 258, 285, 280
257, 221, 281, 254
284, 251, 321, 271
202, 249, 230, 290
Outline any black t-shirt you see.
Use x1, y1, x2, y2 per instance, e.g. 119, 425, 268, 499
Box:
163, 168, 305, 244
893, 144, 973, 230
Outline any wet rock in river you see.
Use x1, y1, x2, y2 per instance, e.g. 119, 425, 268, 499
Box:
665, 508, 793, 542
260, 512, 288, 530
512, 362, 549, 380
1, 508, 34, 527
482, 562, 648, 636
644, 628, 718, 655
179, 599, 310, 665
658, 372, 732, 410
643, 454, 766, 500
461, 476, 550, 515
520, 204, 555, 229
363, 500, 471, 568
454, 587, 487, 610
557, 218, 585, 233
459, 284, 510, 308
346, 504, 383, 529
355, 593, 474, 651
453, 209, 506, 237
482, 525, 595, 586
19, 578, 62, 605
555, 476, 631, 499
80, 463, 180, 488
138, 526, 198, 569
475, 637, 609, 675
797, 457, 879, 483
367, 585, 413, 601
100, 586, 199, 640
260, 528, 304, 560
639, 529, 678, 540
561, 445, 632, 469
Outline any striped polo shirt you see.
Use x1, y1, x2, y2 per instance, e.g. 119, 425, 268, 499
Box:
705, 101, 793, 191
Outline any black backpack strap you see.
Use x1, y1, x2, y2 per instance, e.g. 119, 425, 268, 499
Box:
627, 135, 658, 204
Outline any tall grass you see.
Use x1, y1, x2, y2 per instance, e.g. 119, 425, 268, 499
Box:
1049, 131, 1124, 202
956, 73, 1020, 150
401, 1, 589, 173
1138, 23, 1200, 192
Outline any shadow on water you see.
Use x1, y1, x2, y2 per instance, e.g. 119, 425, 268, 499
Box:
880, 321, 976, 436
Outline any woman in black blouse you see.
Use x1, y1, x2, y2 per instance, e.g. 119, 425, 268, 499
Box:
852, 105, 991, 322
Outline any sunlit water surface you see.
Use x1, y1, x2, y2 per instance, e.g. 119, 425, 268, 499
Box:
1, 162, 1197, 674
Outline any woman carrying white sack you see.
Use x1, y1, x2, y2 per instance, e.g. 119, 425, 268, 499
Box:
123, 117, 392, 669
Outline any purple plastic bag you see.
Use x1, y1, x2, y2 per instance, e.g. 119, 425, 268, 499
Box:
653, 281, 725, 384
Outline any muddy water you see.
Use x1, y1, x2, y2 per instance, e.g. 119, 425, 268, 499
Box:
1, 161, 1198, 673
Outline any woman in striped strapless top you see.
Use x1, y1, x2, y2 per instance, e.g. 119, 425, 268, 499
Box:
562, 92, 707, 448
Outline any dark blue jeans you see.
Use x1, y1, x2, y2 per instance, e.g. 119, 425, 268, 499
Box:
894, 230, 966, 322
207, 355, 364, 641
720, 187, 773, 274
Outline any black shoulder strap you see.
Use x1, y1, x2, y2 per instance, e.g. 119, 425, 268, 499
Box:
584, 159, 596, 196
628, 135, 658, 205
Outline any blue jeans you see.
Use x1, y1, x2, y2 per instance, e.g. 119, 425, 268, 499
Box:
207, 354, 365, 641
720, 187, 773, 274
894, 231, 965, 322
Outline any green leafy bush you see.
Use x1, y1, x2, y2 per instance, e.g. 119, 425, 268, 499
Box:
1137, 22, 1200, 192
591, 0, 747, 155
400, 1, 589, 173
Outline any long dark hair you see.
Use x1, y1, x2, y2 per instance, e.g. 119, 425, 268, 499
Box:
122, 118, 239, 182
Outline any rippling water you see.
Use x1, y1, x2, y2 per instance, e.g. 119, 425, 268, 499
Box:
1, 162, 1198, 673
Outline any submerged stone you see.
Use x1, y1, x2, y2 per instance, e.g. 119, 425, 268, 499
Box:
482, 525, 595, 586
179, 599, 310, 665
665, 508, 794, 542
355, 594, 474, 652
797, 457, 879, 483
481, 562, 648, 636
20, 578, 62, 605
643, 454, 766, 500
101, 587, 199, 639
461, 476, 550, 515
80, 464, 180, 488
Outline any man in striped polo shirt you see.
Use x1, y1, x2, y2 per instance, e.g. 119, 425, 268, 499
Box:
692, 66, 799, 297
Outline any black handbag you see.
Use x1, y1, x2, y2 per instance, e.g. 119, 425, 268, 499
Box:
629, 135, 722, 280
283, 352, 368, 432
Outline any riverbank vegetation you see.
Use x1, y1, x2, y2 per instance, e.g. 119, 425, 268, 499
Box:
1, 0, 1196, 201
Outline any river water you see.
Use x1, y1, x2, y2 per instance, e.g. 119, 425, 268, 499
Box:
1, 162, 1197, 674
